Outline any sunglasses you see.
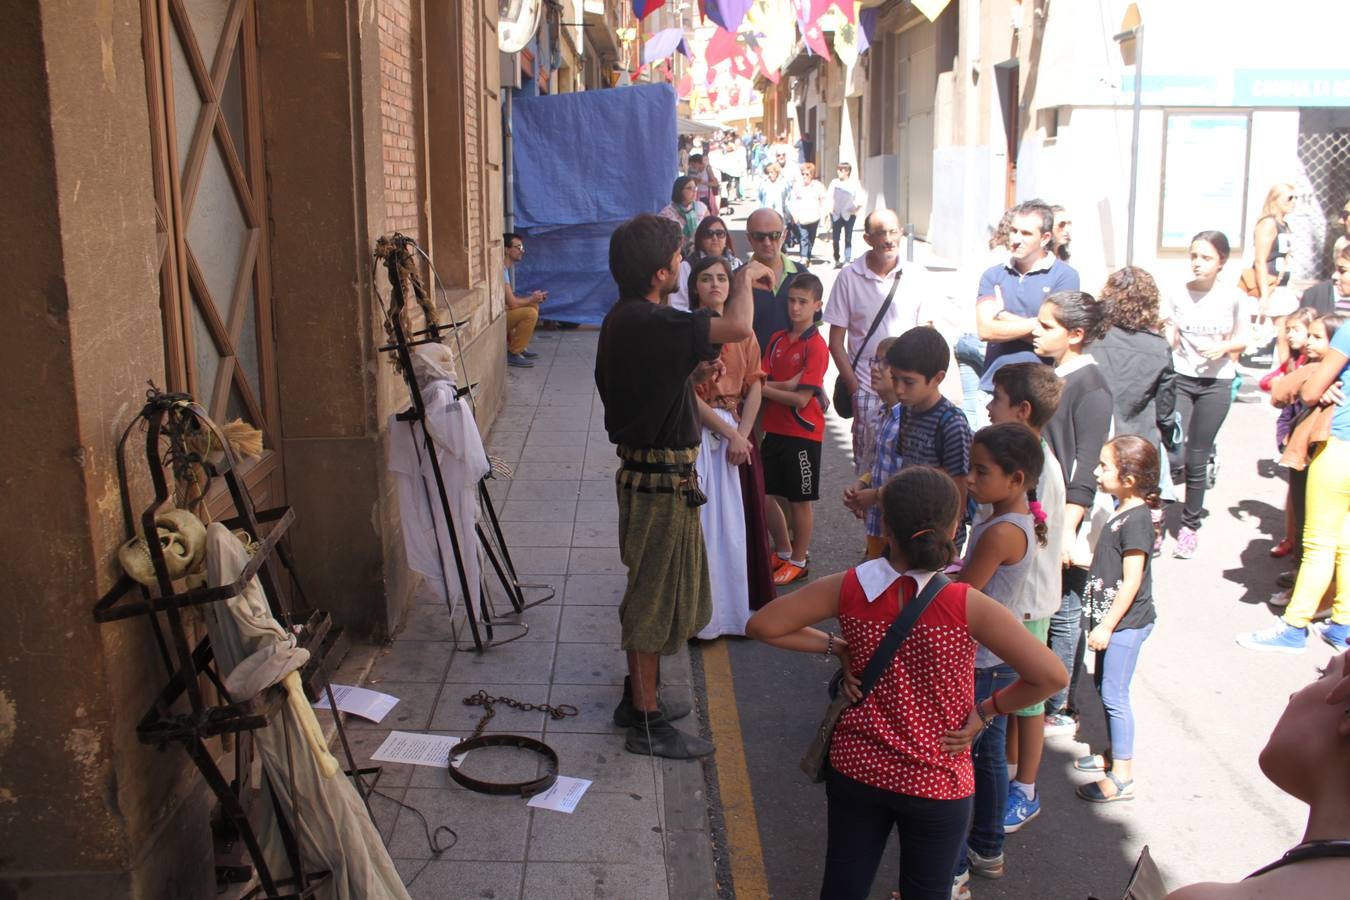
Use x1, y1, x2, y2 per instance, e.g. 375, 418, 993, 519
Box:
749, 231, 783, 242
705, 229, 728, 238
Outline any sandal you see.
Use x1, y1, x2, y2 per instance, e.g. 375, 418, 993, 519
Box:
1073, 753, 1111, 773
1270, 538, 1295, 559
1076, 771, 1135, 803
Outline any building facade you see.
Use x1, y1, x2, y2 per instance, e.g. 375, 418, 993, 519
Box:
777, 0, 1349, 286
1, 0, 507, 894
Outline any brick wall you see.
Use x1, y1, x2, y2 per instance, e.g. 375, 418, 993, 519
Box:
378, 0, 420, 234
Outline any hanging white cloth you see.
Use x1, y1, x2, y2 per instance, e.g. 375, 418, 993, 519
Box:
695, 409, 751, 640
388, 348, 491, 612
202, 524, 410, 900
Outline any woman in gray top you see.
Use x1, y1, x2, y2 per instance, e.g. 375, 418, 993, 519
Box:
1092, 267, 1177, 526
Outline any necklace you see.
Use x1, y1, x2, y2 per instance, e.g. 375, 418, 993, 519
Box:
1246, 839, 1350, 879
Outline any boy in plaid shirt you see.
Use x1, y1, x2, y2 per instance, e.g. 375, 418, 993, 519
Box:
843, 336, 901, 559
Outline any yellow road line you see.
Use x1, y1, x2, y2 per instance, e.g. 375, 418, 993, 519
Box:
702, 639, 770, 899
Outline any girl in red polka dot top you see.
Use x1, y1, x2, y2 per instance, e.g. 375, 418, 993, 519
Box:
747, 466, 1067, 900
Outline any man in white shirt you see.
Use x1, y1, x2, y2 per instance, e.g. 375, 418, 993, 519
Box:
826, 162, 863, 267
823, 208, 937, 471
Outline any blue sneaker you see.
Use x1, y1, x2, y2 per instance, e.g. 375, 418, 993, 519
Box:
1236, 620, 1307, 654
1313, 621, 1350, 652
1004, 783, 1040, 833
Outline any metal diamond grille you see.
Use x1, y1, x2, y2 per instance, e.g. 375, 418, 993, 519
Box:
1295, 125, 1350, 280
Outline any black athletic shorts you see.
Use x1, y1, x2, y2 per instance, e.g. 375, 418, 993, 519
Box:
760, 433, 823, 502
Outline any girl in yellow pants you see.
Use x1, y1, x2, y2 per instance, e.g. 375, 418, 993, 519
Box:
1239, 317, 1350, 653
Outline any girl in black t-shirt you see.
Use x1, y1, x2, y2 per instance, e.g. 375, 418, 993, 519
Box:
1074, 434, 1160, 805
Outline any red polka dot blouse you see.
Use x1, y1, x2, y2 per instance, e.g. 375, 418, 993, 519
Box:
828, 568, 977, 800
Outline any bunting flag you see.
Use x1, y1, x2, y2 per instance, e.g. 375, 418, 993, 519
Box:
831, 5, 861, 68
746, 0, 795, 75
705, 27, 741, 68
802, 19, 830, 57
858, 6, 877, 54
704, 0, 754, 33
832, 0, 856, 23
632, 0, 664, 19
912, 0, 954, 21
642, 27, 691, 64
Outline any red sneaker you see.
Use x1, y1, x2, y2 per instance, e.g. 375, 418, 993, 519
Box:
772, 562, 809, 586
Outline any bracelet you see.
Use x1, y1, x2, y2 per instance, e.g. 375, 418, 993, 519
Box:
990, 691, 1004, 716
824, 633, 836, 659
975, 699, 994, 730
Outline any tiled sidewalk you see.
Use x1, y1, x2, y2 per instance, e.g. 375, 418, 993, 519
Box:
328, 329, 716, 900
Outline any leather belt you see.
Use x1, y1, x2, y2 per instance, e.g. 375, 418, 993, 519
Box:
621, 460, 695, 475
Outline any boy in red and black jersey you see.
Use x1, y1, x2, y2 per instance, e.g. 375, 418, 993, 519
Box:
761, 273, 830, 585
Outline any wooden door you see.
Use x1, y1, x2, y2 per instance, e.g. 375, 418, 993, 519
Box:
142, 0, 282, 511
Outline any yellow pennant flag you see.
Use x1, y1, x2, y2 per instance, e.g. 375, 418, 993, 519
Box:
912, 0, 954, 21
830, 3, 862, 69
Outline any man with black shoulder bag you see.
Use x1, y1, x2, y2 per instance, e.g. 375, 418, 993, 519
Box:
824, 208, 936, 475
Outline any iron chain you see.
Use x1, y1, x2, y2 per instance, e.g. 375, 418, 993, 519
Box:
462, 690, 578, 740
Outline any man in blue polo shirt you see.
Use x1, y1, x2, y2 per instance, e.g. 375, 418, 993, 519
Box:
746, 207, 806, 347
976, 200, 1080, 367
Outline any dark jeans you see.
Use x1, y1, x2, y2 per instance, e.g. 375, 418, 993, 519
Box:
955, 664, 1015, 875
793, 220, 819, 261
1170, 374, 1234, 530
1091, 622, 1154, 759
1046, 567, 1087, 717
822, 771, 973, 900
831, 214, 856, 262
1290, 467, 1308, 556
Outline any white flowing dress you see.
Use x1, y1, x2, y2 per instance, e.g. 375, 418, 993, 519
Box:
695, 408, 751, 639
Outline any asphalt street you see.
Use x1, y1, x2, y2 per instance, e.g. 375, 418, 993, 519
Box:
690, 218, 1326, 899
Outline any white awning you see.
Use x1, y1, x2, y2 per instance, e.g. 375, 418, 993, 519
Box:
678, 116, 720, 135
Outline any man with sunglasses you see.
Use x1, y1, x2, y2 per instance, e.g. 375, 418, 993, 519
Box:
746, 207, 807, 348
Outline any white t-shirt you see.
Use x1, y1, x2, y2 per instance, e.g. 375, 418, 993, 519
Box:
822, 256, 936, 395
827, 177, 863, 219
1161, 282, 1248, 379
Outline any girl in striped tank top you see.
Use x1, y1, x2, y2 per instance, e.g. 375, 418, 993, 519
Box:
746, 466, 1066, 900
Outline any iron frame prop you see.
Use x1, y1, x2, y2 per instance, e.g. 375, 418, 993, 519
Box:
373, 233, 555, 653
90, 390, 370, 898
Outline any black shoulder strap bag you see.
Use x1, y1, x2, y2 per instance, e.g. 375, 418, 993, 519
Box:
833, 268, 903, 419
800, 571, 949, 782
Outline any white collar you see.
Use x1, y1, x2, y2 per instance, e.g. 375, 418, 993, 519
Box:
853, 254, 903, 282
1055, 355, 1097, 377
855, 558, 938, 603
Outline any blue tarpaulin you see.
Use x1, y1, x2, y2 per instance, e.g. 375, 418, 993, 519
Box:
511, 84, 678, 325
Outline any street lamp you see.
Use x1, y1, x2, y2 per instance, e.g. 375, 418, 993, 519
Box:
1114, 3, 1142, 266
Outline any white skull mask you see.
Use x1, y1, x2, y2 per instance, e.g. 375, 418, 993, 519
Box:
117, 508, 208, 587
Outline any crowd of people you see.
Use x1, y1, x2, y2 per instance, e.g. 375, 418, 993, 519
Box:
676, 128, 866, 267
590, 172, 1350, 896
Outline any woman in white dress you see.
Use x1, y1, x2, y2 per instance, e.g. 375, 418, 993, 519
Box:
688, 255, 767, 638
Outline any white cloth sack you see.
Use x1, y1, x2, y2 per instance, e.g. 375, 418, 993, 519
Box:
388, 354, 491, 612
695, 410, 751, 639
203, 524, 410, 900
